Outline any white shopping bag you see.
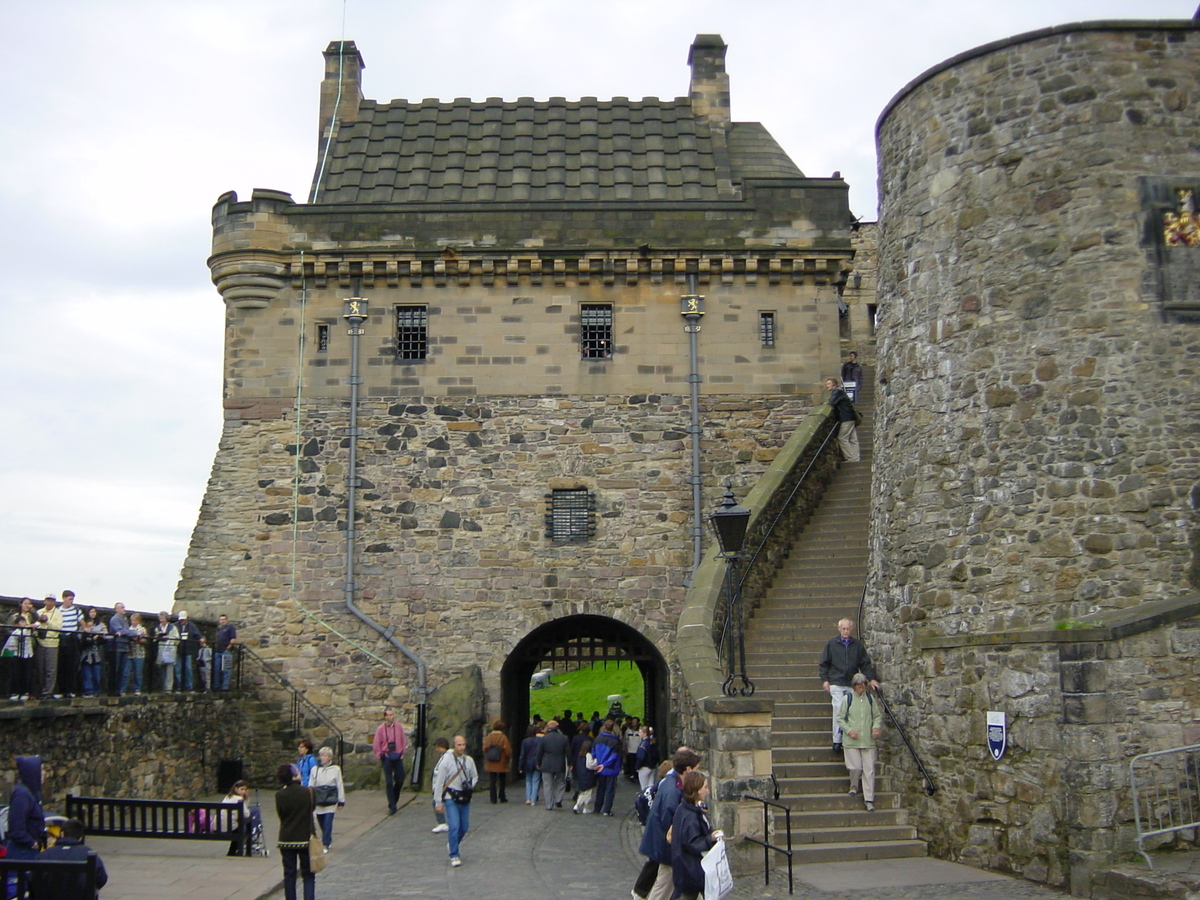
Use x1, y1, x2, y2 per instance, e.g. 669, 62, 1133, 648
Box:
701, 837, 733, 900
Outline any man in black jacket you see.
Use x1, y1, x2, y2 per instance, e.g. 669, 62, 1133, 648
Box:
32, 818, 108, 900
818, 618, 879, 753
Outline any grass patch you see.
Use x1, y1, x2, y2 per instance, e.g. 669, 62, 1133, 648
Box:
529, 661, 644, 722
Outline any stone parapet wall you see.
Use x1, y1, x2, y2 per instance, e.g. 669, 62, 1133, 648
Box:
177, 392, 812, 749
0, 696, 265, 804
872, 19, 1200, 892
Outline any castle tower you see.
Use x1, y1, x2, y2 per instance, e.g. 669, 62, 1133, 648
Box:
873, 17, 1200, 890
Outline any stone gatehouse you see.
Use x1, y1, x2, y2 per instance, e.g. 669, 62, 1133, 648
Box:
176, 35, 853, 753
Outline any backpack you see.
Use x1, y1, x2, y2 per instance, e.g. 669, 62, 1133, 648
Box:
485, 743, 503, 763
634, 783, 656, 825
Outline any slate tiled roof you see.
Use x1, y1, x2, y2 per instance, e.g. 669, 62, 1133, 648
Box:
311, 97, 804, 204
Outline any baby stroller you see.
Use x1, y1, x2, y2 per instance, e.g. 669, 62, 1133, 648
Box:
246, 802, 268, 857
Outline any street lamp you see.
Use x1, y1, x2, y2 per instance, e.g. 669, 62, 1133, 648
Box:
710, 487, 754, 696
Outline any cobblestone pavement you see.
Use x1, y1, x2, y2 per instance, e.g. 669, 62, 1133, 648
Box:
292, 780, 1071, 900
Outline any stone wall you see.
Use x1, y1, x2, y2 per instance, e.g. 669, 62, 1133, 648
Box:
0, 696, 264, 805
872, 19, 1200, 893
177, 392, 814, 752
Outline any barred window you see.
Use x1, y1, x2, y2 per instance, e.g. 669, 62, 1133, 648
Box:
316, 323, 330, 353
545, 488, 596, 543
396, 306, 428, 360
580, 304, 613, 359
759, 311, 776, 347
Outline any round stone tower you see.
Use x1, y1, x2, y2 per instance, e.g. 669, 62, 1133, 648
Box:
870, 19, 1200, 889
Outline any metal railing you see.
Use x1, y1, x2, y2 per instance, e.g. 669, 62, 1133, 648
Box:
741, 793, 794, 895
875, 686, 936, 797
237, 645, 345, 768
1130, 743, 1200, 868
716, 417, 839, 673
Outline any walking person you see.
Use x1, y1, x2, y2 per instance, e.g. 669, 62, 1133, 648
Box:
825, 376, 861, 462
841, 351, 863, 401
275, 764, 317, 900
296, 739, 318, 787
429, 737, 450, 832
482, 719, 512, 803
311, 747, 345, 852
536, 719, 571, 810
518, 723, 543, 806
591, 718, 622, 816
838, 673, 884, 811
632, 748, 702, 900
432, 734, 478, 868
372, 708, 408, 814
635, 725, 659, 792
669, 771, 724, 900
819, 617, 880, 754
570, 737, 601, 814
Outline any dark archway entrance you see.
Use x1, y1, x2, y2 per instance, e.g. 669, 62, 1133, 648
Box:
500, 615, 671, 755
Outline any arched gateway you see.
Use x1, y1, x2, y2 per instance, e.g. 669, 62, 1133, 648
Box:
500, 615, 671, 746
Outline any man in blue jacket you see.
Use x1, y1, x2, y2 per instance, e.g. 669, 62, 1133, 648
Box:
591, 718, 623, 816
632, 748, 702, 900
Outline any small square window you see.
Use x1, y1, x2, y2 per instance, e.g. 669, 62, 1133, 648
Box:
545, 488, 596, 543
580, 304, 613, 359
759, 311, 776, 347
396, 306, 428, 360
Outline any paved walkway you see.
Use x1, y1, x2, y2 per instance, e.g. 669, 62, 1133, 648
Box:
88, 781, 1083, 900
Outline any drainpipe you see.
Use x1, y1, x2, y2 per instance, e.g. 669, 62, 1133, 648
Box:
681, 274, 706, 577
342, 288, 430, 781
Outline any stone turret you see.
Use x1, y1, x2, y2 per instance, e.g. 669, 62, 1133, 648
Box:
688, 34, 730, 130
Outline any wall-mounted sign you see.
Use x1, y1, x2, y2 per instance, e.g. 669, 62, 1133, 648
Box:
987, 711, 1007, 760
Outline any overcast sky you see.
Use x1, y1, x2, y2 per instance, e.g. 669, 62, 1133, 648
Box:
0, 0, 1191, 610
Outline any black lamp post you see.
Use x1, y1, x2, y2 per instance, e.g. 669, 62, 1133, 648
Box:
711, 487, 754, 696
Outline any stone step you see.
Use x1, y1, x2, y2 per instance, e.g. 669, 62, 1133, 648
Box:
789, 823, 919, 846
787, 839, 927, 864
774, 806, 909, 830
774, 791, 901, 813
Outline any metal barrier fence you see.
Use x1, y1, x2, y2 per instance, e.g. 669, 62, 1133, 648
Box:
741, 792, 794, 895
1130, 743, 1200, 868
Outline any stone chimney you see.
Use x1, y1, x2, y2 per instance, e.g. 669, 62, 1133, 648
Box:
319, 40, 365, 145
688, 34, 730, 130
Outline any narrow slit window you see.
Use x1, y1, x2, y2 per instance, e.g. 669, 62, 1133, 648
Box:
396, 305, 428, 360
316, 323, 330, 353
759, 311, 776, 347
545, 488, 596, 543
580, 304, 613, 359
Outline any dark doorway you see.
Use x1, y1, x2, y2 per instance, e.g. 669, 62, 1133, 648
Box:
500, 615, 671, 757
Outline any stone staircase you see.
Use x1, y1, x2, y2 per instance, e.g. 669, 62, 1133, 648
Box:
744, 370, 928, 863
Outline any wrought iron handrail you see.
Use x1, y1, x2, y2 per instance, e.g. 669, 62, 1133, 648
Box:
237, 645, 345, 768
875, 685, 936, 796
716, 416, 839, 670
741, 793, 793, 895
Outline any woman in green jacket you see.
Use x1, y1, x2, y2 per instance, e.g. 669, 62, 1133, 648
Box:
836, 673, 883, 811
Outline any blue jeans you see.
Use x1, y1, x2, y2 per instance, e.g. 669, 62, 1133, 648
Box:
432, 796, 446, 825
175, 656, 194, 691
217, 651, 233, 690
382, 756, 405, 812
81, 662, 102, 696
127, 657, 144, 692
280, 847, 315, 900
443, 798, 470, 858
112, 650, 129, 694
524, 770, 542, 804
316, 812, 335, 848
595, 773, 618, 814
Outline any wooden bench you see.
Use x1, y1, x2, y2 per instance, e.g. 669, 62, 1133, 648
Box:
0, 854, 100, 899
65, 794, 248, 854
